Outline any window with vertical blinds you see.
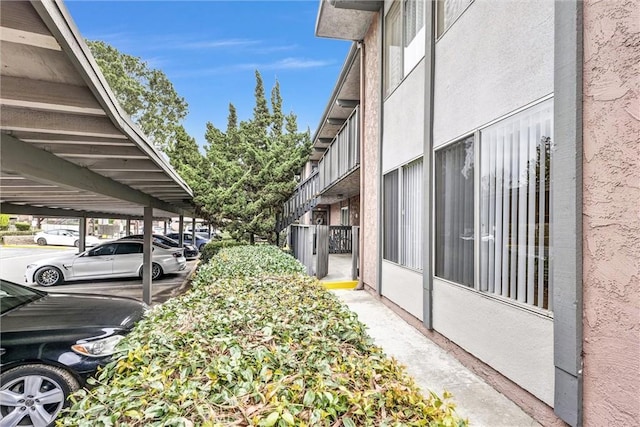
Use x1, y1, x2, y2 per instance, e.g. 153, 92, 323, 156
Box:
435, 136, 475, 287
479, 100, 553, 310
434, 99, 553, 311
384, 2, 402, 97
401, 159, 423, 270
383, 170, 399, 262
404, 0, 425, 46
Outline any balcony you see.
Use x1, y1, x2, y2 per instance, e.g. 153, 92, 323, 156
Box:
277, 106, 360, 232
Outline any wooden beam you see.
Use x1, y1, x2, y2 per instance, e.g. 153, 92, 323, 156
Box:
1, 134, 192, 216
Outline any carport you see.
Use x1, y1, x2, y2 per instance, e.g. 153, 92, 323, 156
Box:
0, 0, 196, 304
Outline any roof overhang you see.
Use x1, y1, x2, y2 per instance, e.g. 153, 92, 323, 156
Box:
315, 0, 380, 40
310, 43, 361, 162
0, 0, 195, 219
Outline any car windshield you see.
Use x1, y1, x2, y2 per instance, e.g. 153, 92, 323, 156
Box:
0, 280, 45, 314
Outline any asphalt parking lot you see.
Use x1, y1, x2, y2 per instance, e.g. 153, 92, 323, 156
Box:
0, 245, 199, 305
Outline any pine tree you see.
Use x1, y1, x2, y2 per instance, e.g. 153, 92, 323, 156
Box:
201, 71, 310, 244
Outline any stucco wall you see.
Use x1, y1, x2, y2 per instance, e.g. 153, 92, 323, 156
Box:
433, 0, 554, 146
382, 59, 425, 172
362, 15, 380, 290
582, 0, 640, 425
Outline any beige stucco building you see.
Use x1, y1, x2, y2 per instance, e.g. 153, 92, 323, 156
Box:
279, 0, 639, 425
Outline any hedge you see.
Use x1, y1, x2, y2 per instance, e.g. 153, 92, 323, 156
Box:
58, 246, 467, 427
199, 239, 245, 263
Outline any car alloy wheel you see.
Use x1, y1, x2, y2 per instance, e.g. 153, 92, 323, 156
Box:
34, 267, 62, 287
36, 238, 47, 246
151, 263, 162, 280
0, 364, 79, 427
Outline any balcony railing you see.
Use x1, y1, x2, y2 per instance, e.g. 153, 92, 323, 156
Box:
318, 106, 360, 192
276, 171, 319, 232
277, 106, 360, 232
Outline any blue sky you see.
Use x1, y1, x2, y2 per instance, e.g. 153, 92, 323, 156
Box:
65, 1, 351, 147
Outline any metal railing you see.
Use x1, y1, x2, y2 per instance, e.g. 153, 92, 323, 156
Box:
318, 106, 360, 192
276, 171, 319, 232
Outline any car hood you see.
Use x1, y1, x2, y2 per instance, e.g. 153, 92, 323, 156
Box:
1, 293, 148, 334
28, 252, 81, 267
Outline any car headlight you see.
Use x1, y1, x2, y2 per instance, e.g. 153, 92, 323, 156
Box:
71, 335, 124, 357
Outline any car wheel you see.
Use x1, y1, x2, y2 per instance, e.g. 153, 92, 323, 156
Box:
73, 240, 79, 247
0, 364, 79, 427
151, 263, 163, 280
34, 267, 63, 287
198, 243, 206, 251
36, 238, 47, 246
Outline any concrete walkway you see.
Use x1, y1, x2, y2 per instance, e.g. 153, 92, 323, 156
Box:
333, 289, 541, 427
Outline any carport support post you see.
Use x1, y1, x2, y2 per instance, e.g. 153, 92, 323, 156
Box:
142, 207, 153, 305
78, 216, 87, 253
191, 218, 196, 245
178, 215, 184, 246
126, 219, 131, 236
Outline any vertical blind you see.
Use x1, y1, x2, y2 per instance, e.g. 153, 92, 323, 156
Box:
385, 2, 402, 96
383, 170, 399, 263
404, 0, 425, 47
435, 136, 475, 287
479, 100, 553, 309
401, 159, 423, 270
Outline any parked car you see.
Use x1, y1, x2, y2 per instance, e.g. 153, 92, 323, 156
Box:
0, 279, 147, 426
24, 240, 186, 287
33, 229, 100, 247
118, 234, 199, 260
165, 232, 210, 252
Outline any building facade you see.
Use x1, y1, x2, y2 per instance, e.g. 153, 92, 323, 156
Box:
281, 0, 639, 425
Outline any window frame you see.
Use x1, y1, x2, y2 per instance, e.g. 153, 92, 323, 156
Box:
432, 97, 554, 316
384, 0, 426, 98
435, 0, 474, 40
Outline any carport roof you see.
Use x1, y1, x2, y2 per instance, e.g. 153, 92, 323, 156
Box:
0, 0, 195, 220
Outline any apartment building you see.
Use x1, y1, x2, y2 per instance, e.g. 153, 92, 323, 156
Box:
280, 1, 639, 425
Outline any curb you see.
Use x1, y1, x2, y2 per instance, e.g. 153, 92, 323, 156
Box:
321, 280, 358, 290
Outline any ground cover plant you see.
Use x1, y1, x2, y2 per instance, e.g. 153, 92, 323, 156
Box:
58, 245, 467, 426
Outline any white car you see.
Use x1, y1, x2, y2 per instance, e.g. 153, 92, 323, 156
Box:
34, 229, 101, 247
25, 240, 186, 287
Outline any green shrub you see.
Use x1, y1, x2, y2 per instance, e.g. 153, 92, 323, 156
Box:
0, 229, 39, 237
199, 239, 244, 263
14, 222, 31, 231
59, 246, 467, 427
0, 214, 9, 231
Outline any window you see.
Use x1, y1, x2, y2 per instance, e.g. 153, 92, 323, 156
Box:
434, 99, 553, 310
435, 136, 475, 287
385, 0, 426, 97
383, 170, 399, 262
115, 242, 143, 255
384, 2, 402, 96
384, 159, 424, 270
340, 207, 350, 226
479, 100, 553, 309
401, 159, 423, 270
404, 0, 425, 46
437, 0, 473, 37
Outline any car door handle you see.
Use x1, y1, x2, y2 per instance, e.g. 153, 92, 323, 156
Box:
104, 257, 114, 261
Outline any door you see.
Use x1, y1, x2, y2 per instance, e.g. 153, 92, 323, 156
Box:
71, 243, 116, 278
112, 242, 144, 276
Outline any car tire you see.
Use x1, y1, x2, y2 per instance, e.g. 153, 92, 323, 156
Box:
73, 240, 79, 247
36, 238, 47, 246
0, 364, 79, 427
198, 243, 206, 251
139, 263, 163, 280
34, 266, 63, 287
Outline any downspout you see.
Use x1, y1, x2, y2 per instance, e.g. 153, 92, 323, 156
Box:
422, 0, 436, 329
356, 39, 365, 290
376, 10, 384, 297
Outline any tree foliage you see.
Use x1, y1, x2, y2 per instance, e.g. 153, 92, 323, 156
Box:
194, 71, 310, 244
86, 40, 188, 151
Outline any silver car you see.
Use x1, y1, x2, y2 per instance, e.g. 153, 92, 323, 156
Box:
33, 229, 101, 247
24, 240, 186, 287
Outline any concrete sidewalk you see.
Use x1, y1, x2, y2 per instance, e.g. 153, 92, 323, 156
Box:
333, 289, 541, 427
